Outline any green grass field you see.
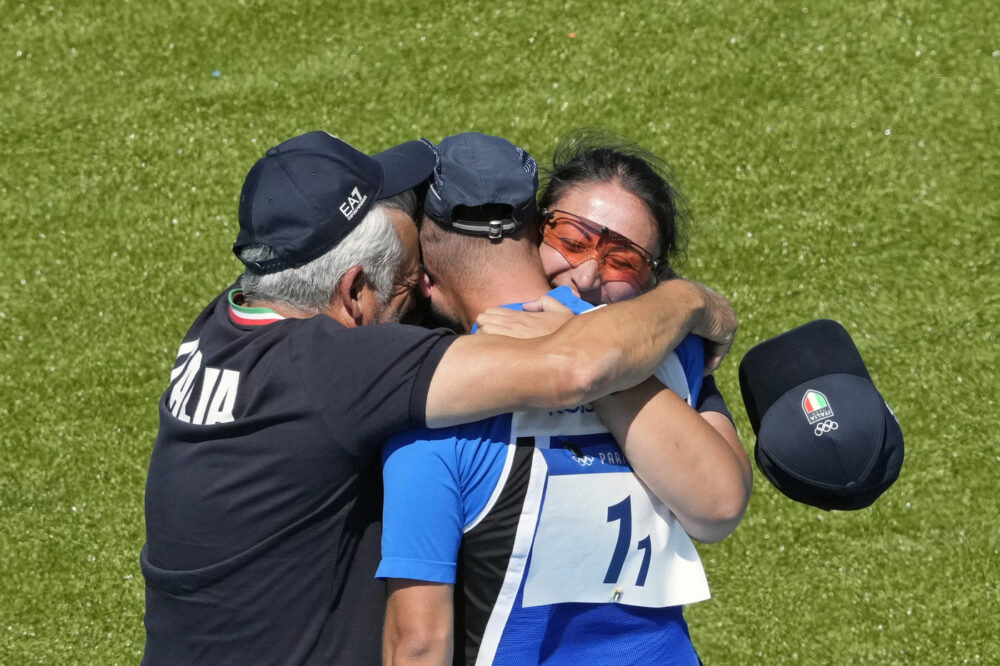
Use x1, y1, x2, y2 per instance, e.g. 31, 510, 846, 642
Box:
2, 0, 998, 663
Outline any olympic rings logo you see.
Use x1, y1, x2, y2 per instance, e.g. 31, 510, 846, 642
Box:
814, 420, 839, 437
573, 455, 595, 467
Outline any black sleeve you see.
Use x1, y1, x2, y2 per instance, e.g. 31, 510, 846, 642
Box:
295, 320, 455, 456
696, 374, 734, 423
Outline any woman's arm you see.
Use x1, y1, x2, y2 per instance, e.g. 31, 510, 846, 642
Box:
593, 379, 752, 542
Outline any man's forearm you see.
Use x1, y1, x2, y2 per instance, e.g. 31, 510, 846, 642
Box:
384, 581, 453, 666
548, 279, 733, 400
425, 279, 734, 428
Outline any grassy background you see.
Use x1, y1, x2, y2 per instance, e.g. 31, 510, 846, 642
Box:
2, 0, 997, 663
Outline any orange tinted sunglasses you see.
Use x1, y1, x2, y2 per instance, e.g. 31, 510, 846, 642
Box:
540, 209, 658, 287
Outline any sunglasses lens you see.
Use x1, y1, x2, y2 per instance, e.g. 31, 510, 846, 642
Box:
542, 217, 597, 263
543, 214, 651, 287
602, 248, 649, 283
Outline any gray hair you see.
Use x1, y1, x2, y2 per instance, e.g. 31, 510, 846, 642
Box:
377, 189, 418, 219
238, 203, 404, 315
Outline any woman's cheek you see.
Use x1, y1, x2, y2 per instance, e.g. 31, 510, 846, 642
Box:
539, 243, 572, 283
602, 281, 643, 304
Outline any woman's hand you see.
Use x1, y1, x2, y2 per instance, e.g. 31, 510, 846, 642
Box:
475, 298, 574, 339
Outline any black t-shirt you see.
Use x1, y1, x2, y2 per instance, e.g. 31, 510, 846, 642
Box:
140, 288, 454, 665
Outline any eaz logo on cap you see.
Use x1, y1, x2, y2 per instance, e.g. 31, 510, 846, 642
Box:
801, 390, 834, 424
339, 186, 368, 220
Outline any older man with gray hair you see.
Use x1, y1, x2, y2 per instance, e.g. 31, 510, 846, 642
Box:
141, 130, 739, 665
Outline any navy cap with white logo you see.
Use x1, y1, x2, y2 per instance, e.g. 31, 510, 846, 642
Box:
234, 131, 436, 274
424, 132, 538, 240
738, 319, 904, 511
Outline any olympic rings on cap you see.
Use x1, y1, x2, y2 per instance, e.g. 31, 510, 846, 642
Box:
814, 420, 839, 437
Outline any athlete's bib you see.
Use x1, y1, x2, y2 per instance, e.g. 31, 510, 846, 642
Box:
523, 467, 709, 608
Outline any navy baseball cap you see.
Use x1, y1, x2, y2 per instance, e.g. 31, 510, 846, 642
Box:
234, 131, 436, 274
739, 319, 904, 511
424, 132, 538, 240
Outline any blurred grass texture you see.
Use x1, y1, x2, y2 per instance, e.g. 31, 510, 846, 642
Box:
2, 0, 998, 663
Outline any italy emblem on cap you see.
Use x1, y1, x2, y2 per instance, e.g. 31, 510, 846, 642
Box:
802, 389, 834, 424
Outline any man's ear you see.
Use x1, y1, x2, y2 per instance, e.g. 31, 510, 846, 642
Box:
334, 265, 367, 327
418, 268, 433, 299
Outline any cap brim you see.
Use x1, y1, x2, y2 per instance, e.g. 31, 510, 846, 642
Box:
373, 139, 437, 199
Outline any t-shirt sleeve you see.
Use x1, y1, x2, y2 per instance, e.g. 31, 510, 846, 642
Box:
696, 374, 733, 421
293, 321, 455, 456
378, 429, 465, 584
652, 334, 705, 404
676, 334, 705, 402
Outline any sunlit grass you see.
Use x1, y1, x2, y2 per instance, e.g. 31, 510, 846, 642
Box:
2, 0, 997, 663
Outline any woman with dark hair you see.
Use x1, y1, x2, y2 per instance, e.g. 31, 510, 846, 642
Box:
530, 128, 752, 661
538, 128, 688, 303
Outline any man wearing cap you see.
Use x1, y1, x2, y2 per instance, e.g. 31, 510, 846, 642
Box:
379, 133, 751, 665
140, 130, 742, 665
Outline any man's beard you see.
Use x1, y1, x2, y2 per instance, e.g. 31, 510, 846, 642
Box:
422, 300, 465, 333
371, 299, 406, 325
372, 305, 403, 325
385, 293, 463, 333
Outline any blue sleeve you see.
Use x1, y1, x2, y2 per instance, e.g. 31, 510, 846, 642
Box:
378, 429, 464, 583
544, 285, 596, 315
378, 417, 513, 584
676, 334, 705, 403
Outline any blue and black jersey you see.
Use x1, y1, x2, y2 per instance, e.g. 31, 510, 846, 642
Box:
379, 287, 730, 665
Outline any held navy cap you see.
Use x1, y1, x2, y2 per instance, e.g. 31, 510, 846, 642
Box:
234, 131, 437, 274
738, 319, 904, 511
424, 132, 538, 240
